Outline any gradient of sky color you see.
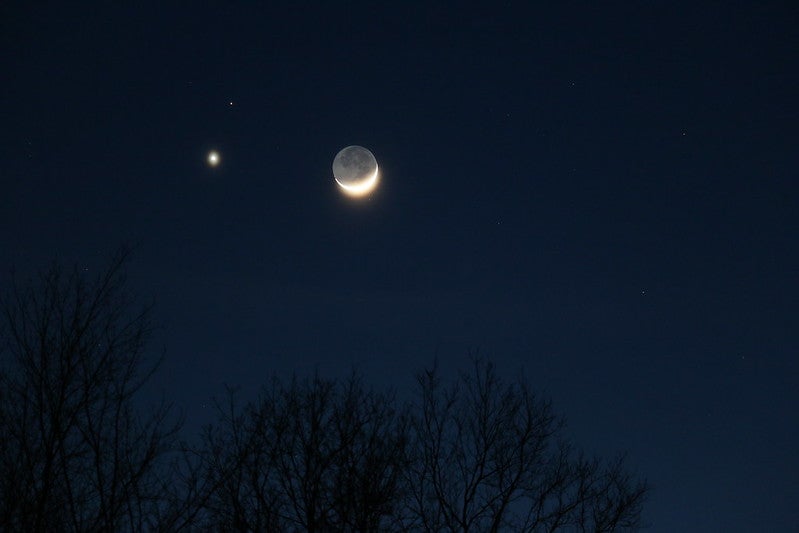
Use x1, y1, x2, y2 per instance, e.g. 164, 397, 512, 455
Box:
2, 3, 797, 530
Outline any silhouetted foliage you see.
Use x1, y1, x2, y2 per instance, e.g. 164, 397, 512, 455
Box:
196, 375, 409, 531
0, 250, 180, 532
404, 359, 647, 532
196, 361, 647, 532
0, 253, 647, 531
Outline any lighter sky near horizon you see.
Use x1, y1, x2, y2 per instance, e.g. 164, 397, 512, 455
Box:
1, 3, 797, 531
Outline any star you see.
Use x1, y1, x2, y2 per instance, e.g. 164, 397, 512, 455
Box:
207, 150, 220, 167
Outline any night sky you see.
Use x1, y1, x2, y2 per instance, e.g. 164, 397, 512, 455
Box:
2, 3, 797, 531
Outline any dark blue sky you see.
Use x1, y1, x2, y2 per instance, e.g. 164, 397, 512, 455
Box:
2, 3, 797, 530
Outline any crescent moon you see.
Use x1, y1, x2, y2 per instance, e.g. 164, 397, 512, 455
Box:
335, 163, 379, 197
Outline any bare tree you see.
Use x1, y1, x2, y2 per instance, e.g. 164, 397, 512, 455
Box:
198, 360, 646, 532
0, 253, 648, 531
403, 358, 647, 532
198, 373, 410, 532
0, 250, 181, 532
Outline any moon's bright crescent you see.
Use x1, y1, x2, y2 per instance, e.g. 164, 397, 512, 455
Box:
335, 163, 379, 197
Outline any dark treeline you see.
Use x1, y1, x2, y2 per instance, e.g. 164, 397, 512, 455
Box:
0, 252, 647, 532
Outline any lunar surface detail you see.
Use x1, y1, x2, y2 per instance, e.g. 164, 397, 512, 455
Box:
332, 145, 379, 197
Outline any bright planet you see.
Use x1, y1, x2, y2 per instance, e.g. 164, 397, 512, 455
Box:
332, 145, 379, 197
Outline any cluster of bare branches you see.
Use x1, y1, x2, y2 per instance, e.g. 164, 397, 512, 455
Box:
0, 251, 180, 532
404, 361, 647, 532
195, 376, 408, 531
188, 361, 647, 532
0, 253, 647, 532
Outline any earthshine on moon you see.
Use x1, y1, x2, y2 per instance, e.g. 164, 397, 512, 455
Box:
332, 145, 379, 197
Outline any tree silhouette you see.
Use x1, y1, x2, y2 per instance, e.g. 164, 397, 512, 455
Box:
198, 361, 647, 532
197, 375, 409, 531
0, 253, 647, 531
0, 251, 180, 532
404, 359, 647, 532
